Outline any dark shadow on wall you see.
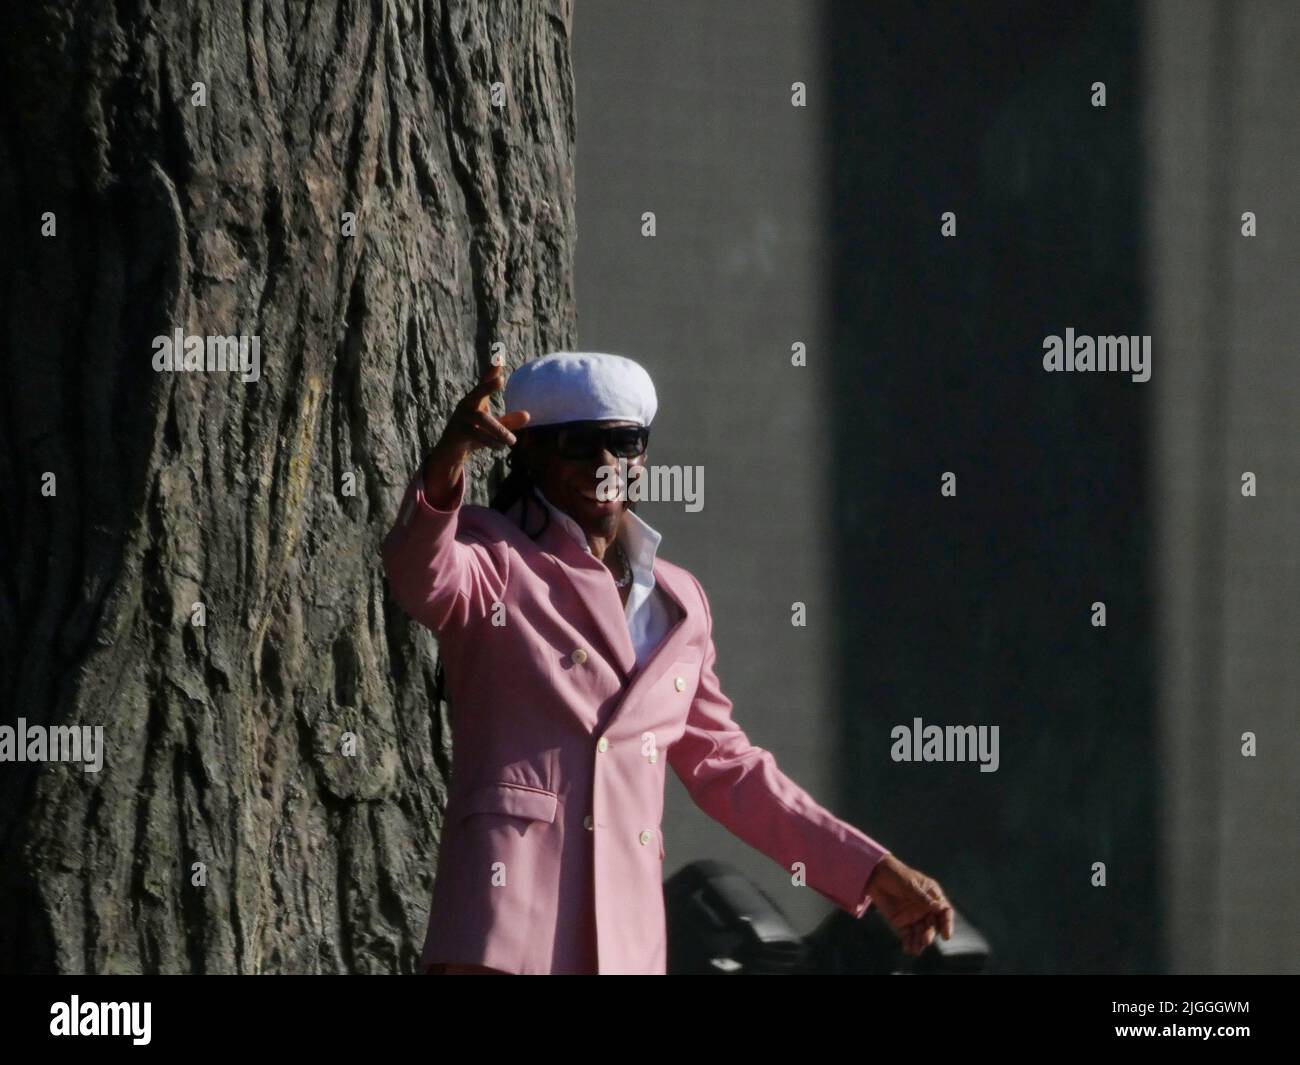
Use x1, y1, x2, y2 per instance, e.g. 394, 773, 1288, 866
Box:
825, 0, 1160, 973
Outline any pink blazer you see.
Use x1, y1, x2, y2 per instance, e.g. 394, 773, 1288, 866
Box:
381, 469, 891, 974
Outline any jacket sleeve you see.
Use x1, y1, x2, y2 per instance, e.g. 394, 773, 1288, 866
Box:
380, 465, 510, 636
667, 575, 891, 918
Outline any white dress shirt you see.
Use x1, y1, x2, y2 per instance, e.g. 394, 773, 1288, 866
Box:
533, 488, 677, 667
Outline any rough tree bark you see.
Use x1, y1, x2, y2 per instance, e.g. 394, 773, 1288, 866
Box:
0, 0, 576, 973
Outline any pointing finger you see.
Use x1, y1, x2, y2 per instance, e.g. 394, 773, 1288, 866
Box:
467, 364, 506, 403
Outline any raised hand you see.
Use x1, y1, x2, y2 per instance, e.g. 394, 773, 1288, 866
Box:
422, 363, 530, 506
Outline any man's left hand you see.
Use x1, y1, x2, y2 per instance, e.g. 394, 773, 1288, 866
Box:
865, 854, 956, 956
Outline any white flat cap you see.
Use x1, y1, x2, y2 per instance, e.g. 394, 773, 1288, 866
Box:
504, 351, 658, 428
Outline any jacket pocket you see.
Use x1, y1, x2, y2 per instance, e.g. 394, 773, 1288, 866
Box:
458, 781, 559, 824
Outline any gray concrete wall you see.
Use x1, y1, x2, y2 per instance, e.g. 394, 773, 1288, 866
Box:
1145, 0, 1300, 974
573, 0, 842, 933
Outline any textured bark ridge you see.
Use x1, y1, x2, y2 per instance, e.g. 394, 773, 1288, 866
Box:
0, 0, 577, 973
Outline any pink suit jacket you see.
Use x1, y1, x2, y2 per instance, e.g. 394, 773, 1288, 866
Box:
381, 468, 891, 974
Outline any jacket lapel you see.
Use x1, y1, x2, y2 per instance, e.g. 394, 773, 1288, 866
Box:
524, 496, 700, 723
607, 562, 696, 719
535, 516, 639, 678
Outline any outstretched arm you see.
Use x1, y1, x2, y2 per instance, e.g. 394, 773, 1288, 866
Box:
667, 575, 953, 953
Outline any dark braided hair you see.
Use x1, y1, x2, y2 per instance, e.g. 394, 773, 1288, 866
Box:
488, 433, 554, 538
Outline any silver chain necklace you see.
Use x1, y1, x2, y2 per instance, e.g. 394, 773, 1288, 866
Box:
611, 540, 633, 588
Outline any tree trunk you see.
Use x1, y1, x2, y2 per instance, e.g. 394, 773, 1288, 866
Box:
0, 0, 576, 974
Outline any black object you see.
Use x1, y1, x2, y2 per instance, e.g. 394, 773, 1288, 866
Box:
665, 860, 810, 974
805, 903, 992, 975
665, 859, 990, 975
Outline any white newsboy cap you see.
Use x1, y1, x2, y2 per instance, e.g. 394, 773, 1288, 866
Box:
504, 351, 658, 428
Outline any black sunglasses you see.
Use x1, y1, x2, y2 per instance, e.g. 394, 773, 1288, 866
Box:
534, 422, 650, 460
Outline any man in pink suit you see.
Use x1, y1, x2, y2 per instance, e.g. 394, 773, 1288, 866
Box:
381, 352, 954, 975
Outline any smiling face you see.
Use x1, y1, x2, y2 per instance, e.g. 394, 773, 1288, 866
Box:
523, 419, 648, 542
